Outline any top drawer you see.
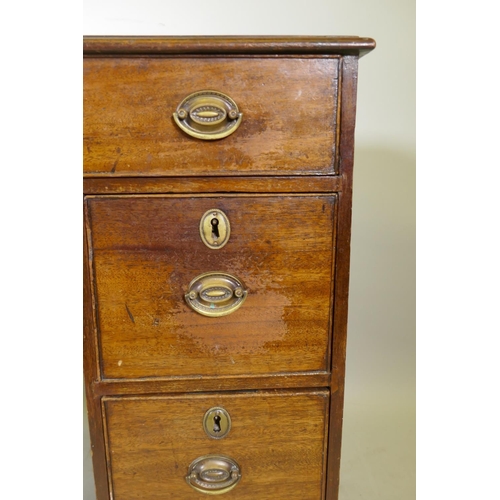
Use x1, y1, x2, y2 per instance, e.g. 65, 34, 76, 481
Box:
83, 57, 339, 177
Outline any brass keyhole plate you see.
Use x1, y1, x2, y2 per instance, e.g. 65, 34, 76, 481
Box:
199, 209, 230, 250
203, 407, 231, 439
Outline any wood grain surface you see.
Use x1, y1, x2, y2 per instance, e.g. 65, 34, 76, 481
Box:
84, 216, 110, 499
103, 390, 329, 500
85, 194, 337, 380
83, 36, 376, 57
83, 175, 343, 195
92, 372, 335, 397
325, 56, 359, 500
84, 57, 339, 177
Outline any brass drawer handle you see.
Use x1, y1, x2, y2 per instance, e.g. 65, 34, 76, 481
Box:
173, 90, 242, 140
185, 272, 248, 317
186, 455, 241, 495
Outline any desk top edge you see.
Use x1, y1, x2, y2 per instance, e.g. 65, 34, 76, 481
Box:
83, 36, 376, 57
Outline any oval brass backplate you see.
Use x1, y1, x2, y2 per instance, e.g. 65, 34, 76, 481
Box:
173, 90, 242, 140
200, 209, 230, 250
186, 454, 241, 495
203, 407, 231, 439
185, 272, 248, 318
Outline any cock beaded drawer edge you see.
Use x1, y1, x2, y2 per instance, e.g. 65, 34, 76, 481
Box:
83, 36, 375, 500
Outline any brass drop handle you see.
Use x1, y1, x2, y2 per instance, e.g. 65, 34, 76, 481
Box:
173, 90, 243, 140
186, 455, 241, 495
185, 272, 248, 317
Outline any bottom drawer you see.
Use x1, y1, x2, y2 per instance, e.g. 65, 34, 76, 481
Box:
103, 390, 330, 499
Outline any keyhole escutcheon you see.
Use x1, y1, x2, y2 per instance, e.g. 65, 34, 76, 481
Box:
203, 407, 231, 439
199, 209, 231, 250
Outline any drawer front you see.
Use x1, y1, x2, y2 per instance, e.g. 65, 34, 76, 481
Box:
84, 57, 339, 177
103, 390, 329, 500
86, 194, 336, 380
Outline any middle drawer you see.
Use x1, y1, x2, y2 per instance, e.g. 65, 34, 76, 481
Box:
86, 194, 337, 380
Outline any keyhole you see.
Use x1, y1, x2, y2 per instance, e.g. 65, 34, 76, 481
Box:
213, 415, 222, 433
211, 218, 220, 240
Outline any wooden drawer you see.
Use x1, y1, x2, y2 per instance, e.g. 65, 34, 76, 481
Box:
83, 57, 339, 177
85, 194, 336, 380
103, 390, 329, 500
